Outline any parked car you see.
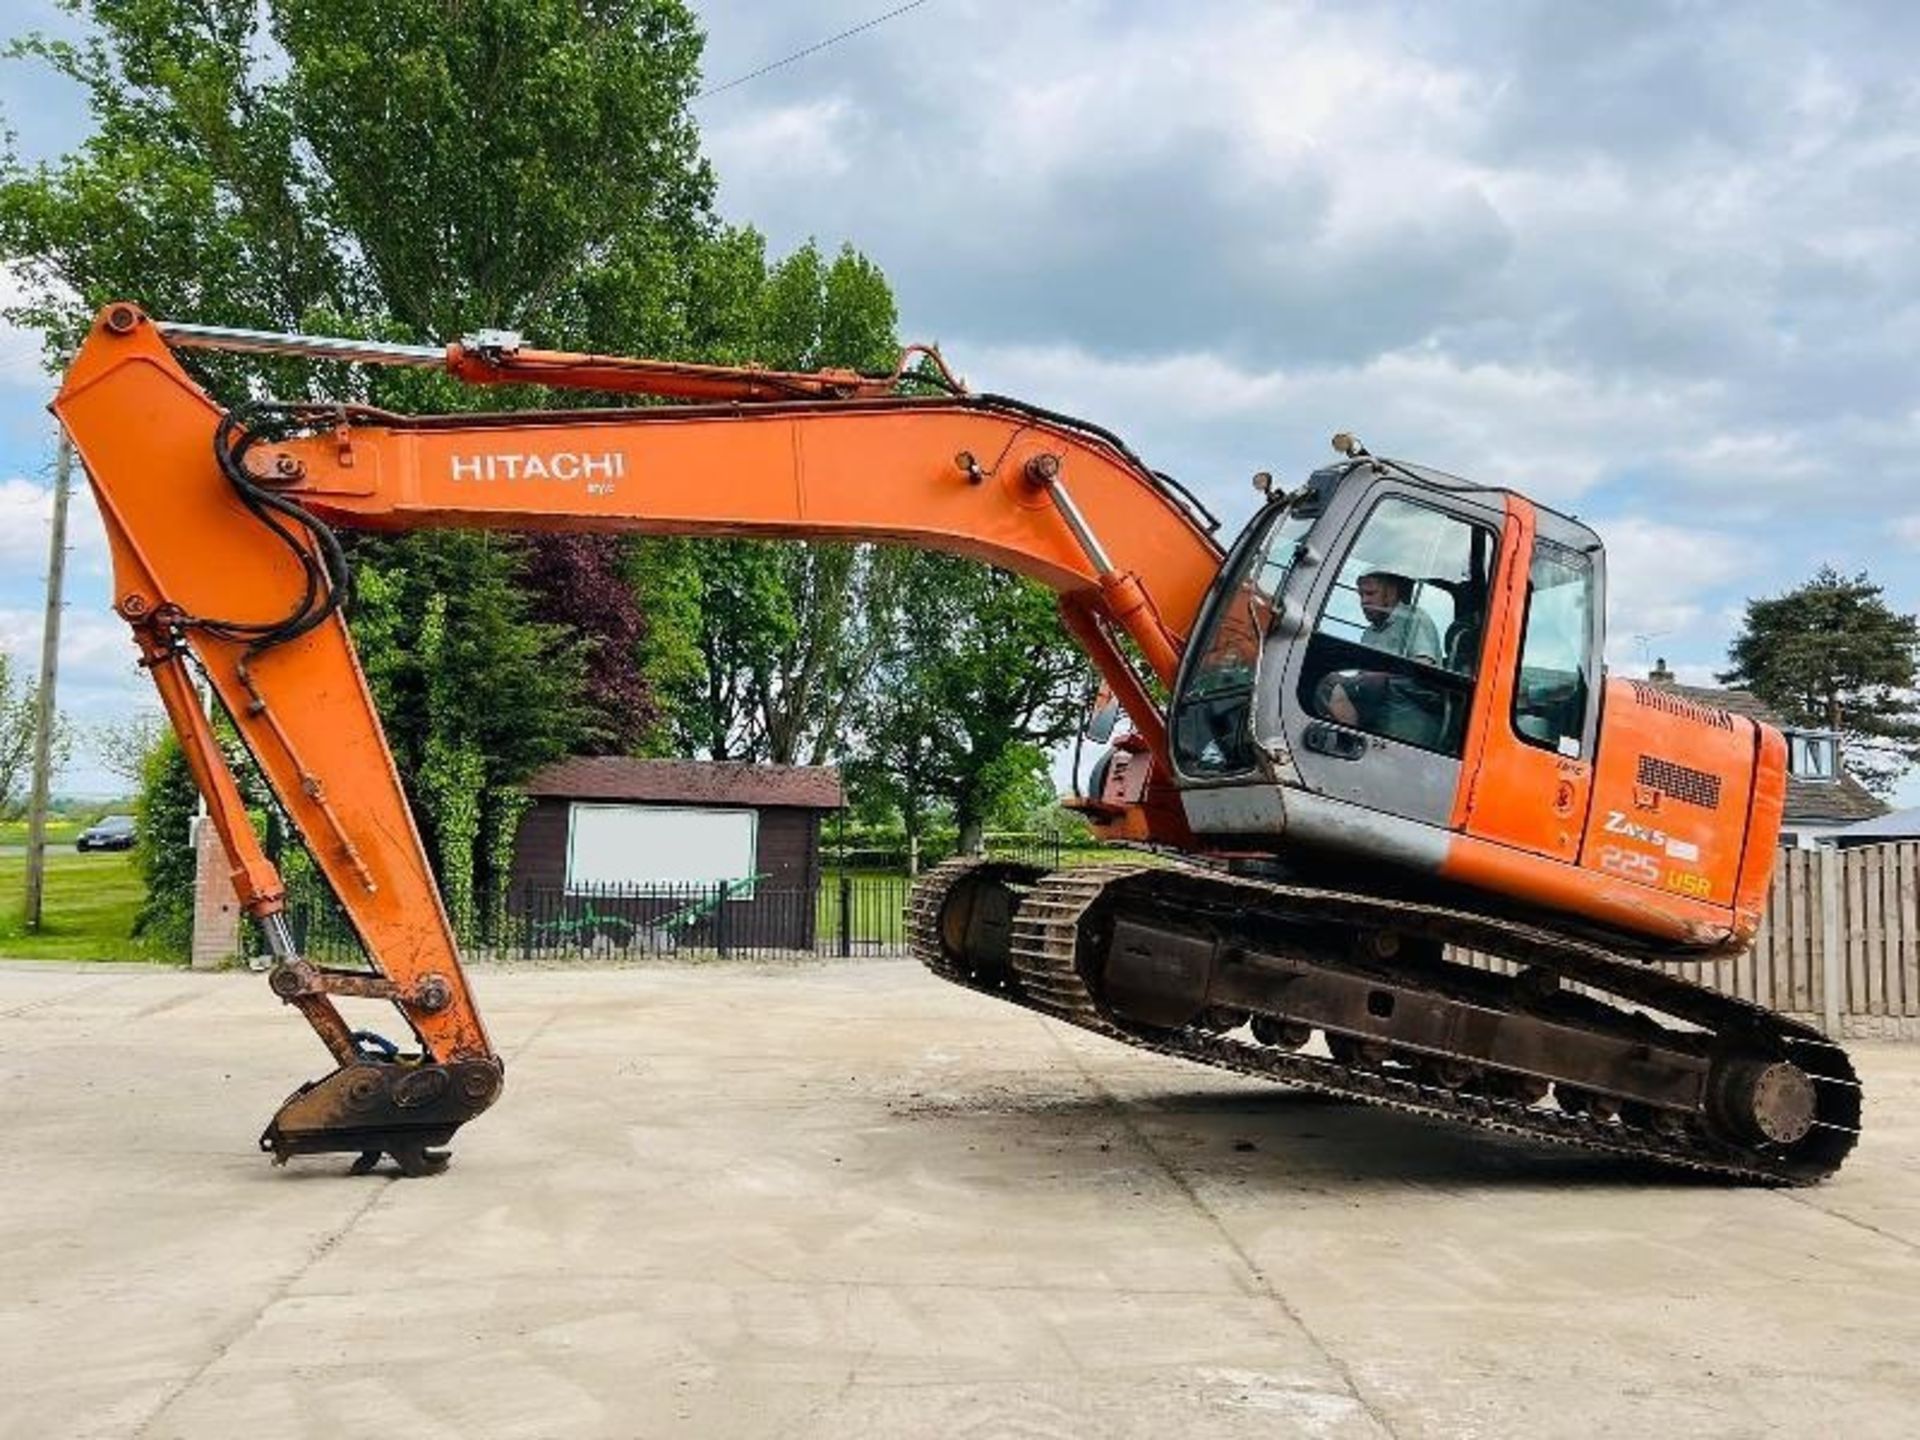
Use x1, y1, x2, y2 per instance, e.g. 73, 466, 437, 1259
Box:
75, 815, 138, 852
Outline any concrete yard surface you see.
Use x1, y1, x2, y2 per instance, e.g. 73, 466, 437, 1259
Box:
3, 959, 1917, 1439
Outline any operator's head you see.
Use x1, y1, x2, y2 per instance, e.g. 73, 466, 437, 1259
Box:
1356, 571, 1411, 627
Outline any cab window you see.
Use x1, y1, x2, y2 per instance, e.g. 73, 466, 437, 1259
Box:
1172, 502, 1316, 776
1297, 496, 1493, 757
1512, 541, 1594, 757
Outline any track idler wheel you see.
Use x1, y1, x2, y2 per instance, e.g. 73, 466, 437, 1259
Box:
1326, 1032, 1390, 1068
1250, 1014, 1312, 1050
259, 1057, 505, 1175
1418, 1057, 1479, 1090
1708, 1057, 1819, 1148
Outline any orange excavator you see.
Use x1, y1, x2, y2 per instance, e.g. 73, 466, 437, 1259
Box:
53, 303, 1858, 1181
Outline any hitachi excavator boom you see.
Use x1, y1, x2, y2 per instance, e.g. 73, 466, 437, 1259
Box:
53, 303, 1860, 1181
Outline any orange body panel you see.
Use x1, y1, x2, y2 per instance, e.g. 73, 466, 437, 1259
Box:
1576, 677, 1781, 944
1442, 679, 1782, 952
1452, 497, 1593, 864
1734, 723, 1790, 932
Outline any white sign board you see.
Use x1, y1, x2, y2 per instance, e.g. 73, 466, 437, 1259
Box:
565, 803, 757, 891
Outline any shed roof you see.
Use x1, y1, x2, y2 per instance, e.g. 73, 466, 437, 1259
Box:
523, 757, 844, 810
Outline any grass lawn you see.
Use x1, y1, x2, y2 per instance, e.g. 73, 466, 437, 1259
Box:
0, 849, 174, 962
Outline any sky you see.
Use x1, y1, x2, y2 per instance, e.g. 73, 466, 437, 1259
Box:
0, 0, 1916, 803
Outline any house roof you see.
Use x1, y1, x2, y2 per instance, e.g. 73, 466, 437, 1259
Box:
1645, 680, 1888, 826
1784, 774, 1890, 825
522, 757, 844, 810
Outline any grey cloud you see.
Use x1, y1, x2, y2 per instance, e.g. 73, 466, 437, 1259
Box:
698, 0, 1919, 422
1460, 5, 1786, 163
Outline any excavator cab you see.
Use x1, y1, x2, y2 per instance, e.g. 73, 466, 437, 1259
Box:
1169, 454, 1603, 876
1160, 446, 1786, 961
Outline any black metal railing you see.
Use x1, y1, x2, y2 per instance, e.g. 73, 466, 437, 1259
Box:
824, 829, 1073, 874
284, 874, 925, 965
283, 830, 1124, 967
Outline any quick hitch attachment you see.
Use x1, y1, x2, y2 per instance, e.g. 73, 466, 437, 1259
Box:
256, 916, 502, 1177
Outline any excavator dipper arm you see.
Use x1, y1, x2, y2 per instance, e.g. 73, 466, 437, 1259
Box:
53, 304, 1222, 1171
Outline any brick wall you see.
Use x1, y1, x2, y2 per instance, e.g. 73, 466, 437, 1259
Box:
190, 817, 241, 970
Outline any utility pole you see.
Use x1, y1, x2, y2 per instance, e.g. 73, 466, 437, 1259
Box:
22, 436, 72, 932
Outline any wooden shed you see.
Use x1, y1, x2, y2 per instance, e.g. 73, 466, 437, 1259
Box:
509, 757, 844, 950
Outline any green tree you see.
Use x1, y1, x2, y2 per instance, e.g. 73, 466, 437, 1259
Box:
130, 734, 198, 955
127, 707, 282, 956
855, 556, 1089, 853
0, 651, 68, 820
0, 0, 712, 900
626, 536, 708, 756
350, 534, 591, 919
85, 709, 168, 791
640, 239, 908, 763
4, 1, 918, 905
1, 1, 712, 359
1721, 566, 1920, 795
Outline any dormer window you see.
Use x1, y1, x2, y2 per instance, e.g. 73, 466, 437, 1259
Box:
1787, 730, 1837, 781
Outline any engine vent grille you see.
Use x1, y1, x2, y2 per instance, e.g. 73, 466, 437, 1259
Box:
1628, 682, 1736, 731
1637, 754, 1722, 810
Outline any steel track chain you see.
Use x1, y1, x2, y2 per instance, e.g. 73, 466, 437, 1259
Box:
907, 858, 1860, 1184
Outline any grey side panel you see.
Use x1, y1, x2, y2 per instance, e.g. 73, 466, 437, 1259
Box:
1178, 780, 1290, 835
1180, 782, 1450, 876
1268, 712, 1463, 825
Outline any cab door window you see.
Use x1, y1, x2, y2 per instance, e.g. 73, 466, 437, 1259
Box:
1512, 541, 1595, 757
1172, 503, 1316, 776
1298, 497, 1493, 757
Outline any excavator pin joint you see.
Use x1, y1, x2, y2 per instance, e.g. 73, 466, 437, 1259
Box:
414, 973, 454, 1013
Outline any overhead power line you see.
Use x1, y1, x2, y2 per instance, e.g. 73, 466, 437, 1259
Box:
696, 0, 936, 101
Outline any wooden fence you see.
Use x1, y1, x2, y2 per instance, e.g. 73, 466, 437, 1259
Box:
1455, 842, 1920, 1040
1702, 842, 1920, 1039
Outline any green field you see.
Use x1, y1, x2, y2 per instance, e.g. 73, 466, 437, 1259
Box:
0, 818, 87, 847
0, 849, 174, 963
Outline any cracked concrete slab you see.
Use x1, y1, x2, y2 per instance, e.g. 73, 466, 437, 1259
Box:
2, 959, 1915, 1438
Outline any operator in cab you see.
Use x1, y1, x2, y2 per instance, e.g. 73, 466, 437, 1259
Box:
1321, 570, 1444, 748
